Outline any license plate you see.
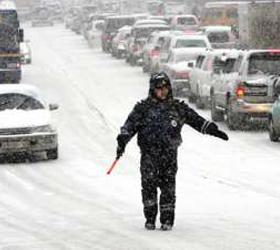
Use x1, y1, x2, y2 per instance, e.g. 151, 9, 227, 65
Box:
7, 63, 18, 68
2, 141, 28, 149
248, 87, 267, 96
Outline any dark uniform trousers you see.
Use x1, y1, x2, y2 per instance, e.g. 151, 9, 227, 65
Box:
140, 146, 178, 226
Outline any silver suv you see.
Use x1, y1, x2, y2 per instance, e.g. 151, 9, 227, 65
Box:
210, 49, 279, 130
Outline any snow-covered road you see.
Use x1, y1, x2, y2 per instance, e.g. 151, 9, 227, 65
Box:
0, 24, 279, 250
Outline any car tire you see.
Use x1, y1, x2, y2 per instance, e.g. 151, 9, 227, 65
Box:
225, 102, 239, 130
195, 95, 204, 109
46, 148, 58, 160
116, 51, 121, 59
142, 64, 148, 73
211, 95, 224, 122
269, 118, 279, 142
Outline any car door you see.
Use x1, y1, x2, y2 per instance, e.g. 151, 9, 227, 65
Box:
159, 36, 171, 68
201, 53, 214, 99
273, 97, 280, 132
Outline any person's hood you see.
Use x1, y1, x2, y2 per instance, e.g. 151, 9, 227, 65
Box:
148, 72, 173, 101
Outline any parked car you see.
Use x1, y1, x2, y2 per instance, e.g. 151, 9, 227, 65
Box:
20, 40, 32, 64
189, 49, 232, 109
268, 78, 280, 141
111, 25, 132, 58
31, 6, 54, 27
158, 34, 212, 71
161, 48, 198, 96
210, 49, 279, 130
0, 84, 59, 160
170, 15, 200, 31
199, 26, 237, 49
101, 15, 136, 52
142, 30, 170, 73
126, 23, 170, 66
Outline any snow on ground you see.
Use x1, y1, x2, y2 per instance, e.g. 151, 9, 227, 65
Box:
0, 24, 279, 250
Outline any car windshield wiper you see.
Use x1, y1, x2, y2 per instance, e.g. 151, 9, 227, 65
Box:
14, 97, 31, 110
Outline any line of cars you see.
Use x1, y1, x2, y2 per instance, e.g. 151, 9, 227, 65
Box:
188, 48, 280, 141
67, 12, 280, 142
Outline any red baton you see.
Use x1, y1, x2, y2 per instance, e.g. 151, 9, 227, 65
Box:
106, 159, 119, 175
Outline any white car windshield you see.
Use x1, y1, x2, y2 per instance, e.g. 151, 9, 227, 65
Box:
0, 94, 44, 111
175, 53, 199, 63
175, 39, 207, 48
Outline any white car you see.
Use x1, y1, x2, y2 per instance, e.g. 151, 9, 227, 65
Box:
0, 84, 59, 160
161, 48, 204, 96
199, 26, 237, 49
159, 33, 211, 70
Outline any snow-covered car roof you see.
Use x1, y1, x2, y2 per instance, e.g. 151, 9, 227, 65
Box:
0, 84, 47, 107
173, 14, 198, 19
134, 19, 167, 27
106, 15, 135, 20
118, 25, 132, 32
200, 26, 232, 33
133, 24, 170, 29
174, 34, 209, 40
171, 47, 208, 56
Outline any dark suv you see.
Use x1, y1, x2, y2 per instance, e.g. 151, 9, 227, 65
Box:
101, 16, 135, 53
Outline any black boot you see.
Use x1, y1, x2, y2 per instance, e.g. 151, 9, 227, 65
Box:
144, 219, 156, 230
160, 221, 172, 231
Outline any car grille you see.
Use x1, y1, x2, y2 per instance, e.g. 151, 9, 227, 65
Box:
0, 127, 33, 135
245, 84, 268, 97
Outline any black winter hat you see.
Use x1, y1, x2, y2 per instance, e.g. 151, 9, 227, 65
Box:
149, 72, 173, 99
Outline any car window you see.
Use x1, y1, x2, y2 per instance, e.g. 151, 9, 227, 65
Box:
233, 55, 243, 72
177, 17, 197, 25
202, 55, 213, 71
223, 58, 237, 73
175, 39, 207, 48
207, 32, 229, 43
248, 53, 280, 75
0, 94, 44, 111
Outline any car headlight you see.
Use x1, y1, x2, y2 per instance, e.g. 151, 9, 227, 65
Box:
31, 125, 53, 133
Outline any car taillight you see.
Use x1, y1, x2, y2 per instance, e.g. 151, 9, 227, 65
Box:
173, 71, 189, 79
175, 71, 189, 79
132, 44, 138, 52
235, 85, 245, 98
150, 49, 160, 57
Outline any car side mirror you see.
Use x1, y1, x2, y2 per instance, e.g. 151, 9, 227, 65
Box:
274, 81, 280, 96
154, 45, 160, 51
49, 103, 59, 111
188, 61, 194, 68
213, 66, 221, 74
19, 29, 24, 43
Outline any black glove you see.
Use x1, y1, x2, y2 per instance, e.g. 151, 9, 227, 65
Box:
205, 122, 229, 141
116, 145, 125, 159
116, 134, 130, 159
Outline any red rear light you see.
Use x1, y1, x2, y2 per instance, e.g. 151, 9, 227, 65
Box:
132, 44, 138, 52
235, 86, 245, 98
268, 49, 280, 55
175, 71, 189, 79
150, 49, 160, 57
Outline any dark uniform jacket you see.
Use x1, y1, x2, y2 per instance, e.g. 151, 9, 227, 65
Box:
119, 78, 212, 152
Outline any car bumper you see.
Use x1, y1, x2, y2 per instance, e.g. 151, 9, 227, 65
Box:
233, 99, 273, 114
0, 132, 58, 154
0, 70, 21, 82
